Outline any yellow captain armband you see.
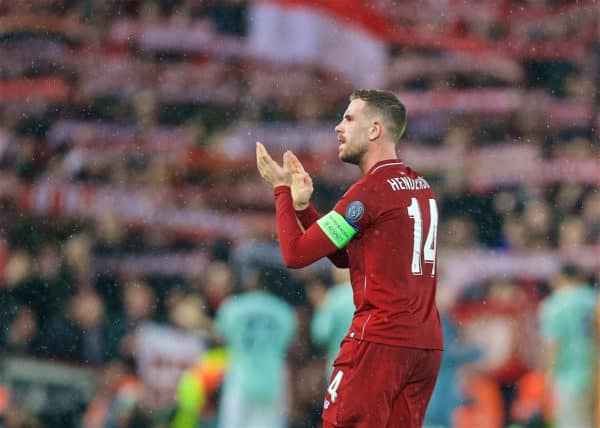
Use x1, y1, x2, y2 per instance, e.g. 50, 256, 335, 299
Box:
316, 211, 357, 249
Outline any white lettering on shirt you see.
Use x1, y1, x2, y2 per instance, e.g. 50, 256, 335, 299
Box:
387, 176, 430, 191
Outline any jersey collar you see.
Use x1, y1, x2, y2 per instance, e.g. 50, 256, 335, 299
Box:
367, 159, 404, 175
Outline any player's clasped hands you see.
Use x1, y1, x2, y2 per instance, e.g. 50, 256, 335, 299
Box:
287, 149, 313, 210
256, 141, 290, 187
256, 142, 313, 210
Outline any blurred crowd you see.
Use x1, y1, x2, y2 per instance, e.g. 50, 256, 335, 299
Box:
0, 0, 598, 427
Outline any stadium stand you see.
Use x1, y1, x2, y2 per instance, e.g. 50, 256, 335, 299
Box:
0, 1, 597, 427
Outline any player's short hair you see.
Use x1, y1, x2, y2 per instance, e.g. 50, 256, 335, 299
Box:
350, 89, 407, 143
560, 263, 581, 280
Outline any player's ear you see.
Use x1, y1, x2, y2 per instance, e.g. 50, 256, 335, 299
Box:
369, 120, 383, 141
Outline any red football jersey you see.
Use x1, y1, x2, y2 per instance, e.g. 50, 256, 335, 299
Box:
274, 159, 443, 350
329, 159, 443, 349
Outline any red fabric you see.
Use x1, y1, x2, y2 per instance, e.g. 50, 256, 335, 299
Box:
295, 204, 349, 268
452, 298, 535, 384
511, 370, 554, 422
275, 159, 443, 349
322, 339, 441, 428
265, 0, 396, 40
274, 186, 339, 268
331, 160, 443, 349
454, 374, 504, 428
0, 77, 69, 102
295, 203, 320, 226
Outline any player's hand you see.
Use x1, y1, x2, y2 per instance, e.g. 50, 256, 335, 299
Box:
283, 151, 313, 211
256, 142, 291, 187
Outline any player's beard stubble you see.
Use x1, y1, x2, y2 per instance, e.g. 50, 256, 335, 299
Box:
339, 140, 367, 166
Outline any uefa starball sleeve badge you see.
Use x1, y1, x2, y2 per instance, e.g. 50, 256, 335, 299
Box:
345, 201, 365, 224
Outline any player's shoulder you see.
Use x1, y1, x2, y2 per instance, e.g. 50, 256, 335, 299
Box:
216, 294, 245, 318
365, 160, 428, 183
344, 161, 399, 195
367, 162, 435, 197
340, 175, 372, 203
368, 159, 406, 174
539, 294, 561, 317
363, 160, 406, 182
246, 290, 280, 305
569, 286, 599, 311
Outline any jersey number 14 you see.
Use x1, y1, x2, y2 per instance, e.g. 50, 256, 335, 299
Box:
407, 198, 438, 276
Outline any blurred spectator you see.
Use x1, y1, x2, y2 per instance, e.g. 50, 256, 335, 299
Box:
424, 287, 481, 427
2, 250, 49, 321
41, 289, 118, 364
499, 215, 530, 250
510, 370, 554, 427
119, 279, 158, 358
3, 250, 35, 293
122, 279, 158, 326
522, 199, 553, 249
93, 212, 128, 256
453, 373, 504, 428
581, 191, 600, 244
3, 305, 43, 357
308, 268, 354, 377
168, 291, 212, 333
36, 242, 74, 319
0, 0, 597, 426
172, 346, 228, 428
539, 265, 597, 428
557, 216, 586, 250
456, 278, 536, 425
101, 361, 146, 428
200, 261, 235, 316
214, 268, 297, 428
440, 216, 479, 249
62, 234, 94, 288
84, 360, 131, 428
2, 405, 43, 428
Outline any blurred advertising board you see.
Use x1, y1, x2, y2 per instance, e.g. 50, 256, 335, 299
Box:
1, 358, 95, 421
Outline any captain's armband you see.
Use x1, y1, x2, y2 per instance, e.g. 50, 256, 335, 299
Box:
316, 211, 357, 249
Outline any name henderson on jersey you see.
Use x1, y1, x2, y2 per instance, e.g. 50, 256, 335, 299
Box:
386, 176, 431, 191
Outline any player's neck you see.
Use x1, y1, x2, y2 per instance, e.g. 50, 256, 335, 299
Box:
359, 144, 398, 174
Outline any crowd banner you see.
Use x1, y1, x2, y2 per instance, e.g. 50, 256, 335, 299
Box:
89, 246, 600, 288
248, 0, 389, 87
439, 246, 600, 293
